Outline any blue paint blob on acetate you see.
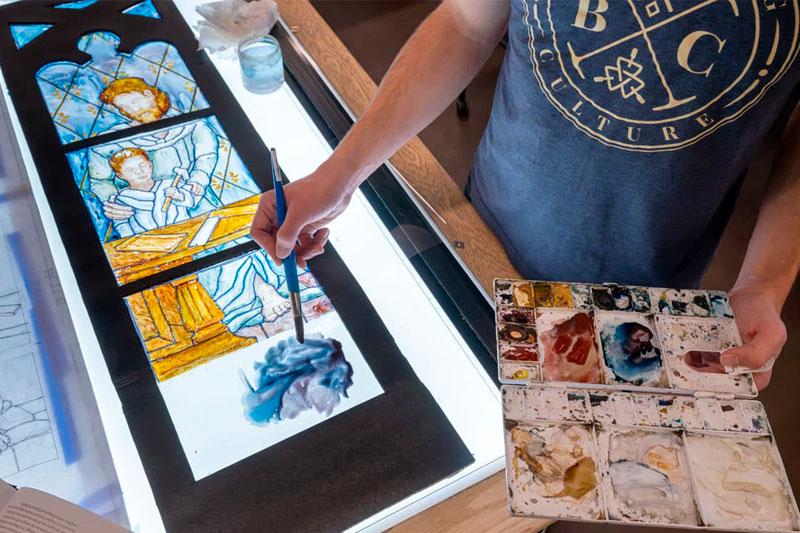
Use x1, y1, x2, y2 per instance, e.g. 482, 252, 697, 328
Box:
9, 24, 52, 49
122, 0, 161, 19
240, 335, 354, 425
53, 0, 99, 9
37, 30, 209, 144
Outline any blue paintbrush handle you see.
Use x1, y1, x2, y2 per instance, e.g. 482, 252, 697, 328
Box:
273, 174, 300, 294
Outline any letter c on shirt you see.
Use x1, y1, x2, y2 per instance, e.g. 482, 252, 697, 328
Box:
677, 30, 726, 77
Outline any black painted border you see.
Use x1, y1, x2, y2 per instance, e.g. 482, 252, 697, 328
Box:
0, 2, 473, 532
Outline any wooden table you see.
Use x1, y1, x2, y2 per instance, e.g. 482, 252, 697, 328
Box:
274, 1, 551, 531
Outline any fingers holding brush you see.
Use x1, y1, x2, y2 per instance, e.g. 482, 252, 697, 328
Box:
250, 190, 282, 264
294, 228, 330, 269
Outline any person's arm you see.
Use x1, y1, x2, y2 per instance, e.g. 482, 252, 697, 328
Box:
721, 102, 800, 389
250, 0, 510, 265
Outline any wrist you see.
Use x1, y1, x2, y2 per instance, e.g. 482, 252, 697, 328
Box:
319, 151, 372, 196
730, 279, 785, 311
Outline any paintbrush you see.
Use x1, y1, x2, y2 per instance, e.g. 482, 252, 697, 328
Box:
270, 148, 304, 343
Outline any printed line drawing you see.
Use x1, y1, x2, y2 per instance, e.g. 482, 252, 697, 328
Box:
0, 353, 58, 478
0, 291, 30, 352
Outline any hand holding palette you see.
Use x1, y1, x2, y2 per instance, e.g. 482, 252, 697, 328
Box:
496, 279, 799, 531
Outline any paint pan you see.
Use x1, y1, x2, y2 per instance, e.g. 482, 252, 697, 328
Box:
597, 427, 700, 525
502, 386, 800, 531
505, 421, 604, 520
536, 308, 602, 384
685, 432, 800, 531
656, 314, 757, 396
571, 284, 593, 310
596, 311, 666, 388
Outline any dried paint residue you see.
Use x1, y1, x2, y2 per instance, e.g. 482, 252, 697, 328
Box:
601, 428, 698, 525
506, 423, 602, 519
598, 315, 664, 387
539, 311, 601, 383
686, 434, 797, 530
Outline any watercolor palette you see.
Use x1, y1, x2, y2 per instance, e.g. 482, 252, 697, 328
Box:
495, 279, 757, 397
503, 386, 800, 531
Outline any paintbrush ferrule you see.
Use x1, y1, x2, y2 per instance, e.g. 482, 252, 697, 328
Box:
290, 291, 304, 343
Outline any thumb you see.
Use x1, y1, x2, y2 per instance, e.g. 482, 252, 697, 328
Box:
275, 208, 306, 259
720, 321, 785, 369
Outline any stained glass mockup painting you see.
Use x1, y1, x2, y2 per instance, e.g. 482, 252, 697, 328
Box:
126, 250, 331, 381
54, 0, 100, 9
125, 249, 382, 480
37, 30, 207, 144
0, 2, 474, 531
122, 0, 161, 19
66, 115, 260, 283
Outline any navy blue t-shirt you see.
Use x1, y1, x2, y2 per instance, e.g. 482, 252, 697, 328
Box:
471, 0, 800, 288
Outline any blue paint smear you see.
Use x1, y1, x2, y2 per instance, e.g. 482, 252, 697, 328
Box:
9, 24, 53, 49
54, 0, 99, 9
122, 0, 161, 19
7, 233, 78, 464
240, 335, 354, 426
709, 293, 734, 318
601, 321, 662, 386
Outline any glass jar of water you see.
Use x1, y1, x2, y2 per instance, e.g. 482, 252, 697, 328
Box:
238, 34, 284, 94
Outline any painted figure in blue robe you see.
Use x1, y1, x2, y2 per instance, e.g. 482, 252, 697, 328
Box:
85, 118, 219, 225
36, 31, 208, 144
198, 252, 325, 341
67, 115, 261, 242
107, 148, 204, 236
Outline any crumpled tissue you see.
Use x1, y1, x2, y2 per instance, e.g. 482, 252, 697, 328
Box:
196, 0, 279, 56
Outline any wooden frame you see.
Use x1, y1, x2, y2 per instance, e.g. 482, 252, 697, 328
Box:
275, 0, 520, 297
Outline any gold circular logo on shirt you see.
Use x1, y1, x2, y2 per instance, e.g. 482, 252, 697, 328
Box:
523, 0, 800, 151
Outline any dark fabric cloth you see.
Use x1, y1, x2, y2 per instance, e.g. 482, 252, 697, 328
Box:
470, 0, 800, 288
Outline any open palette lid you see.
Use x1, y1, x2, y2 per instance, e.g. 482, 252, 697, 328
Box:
502, 385, 800, 531
494, 279, 758, 398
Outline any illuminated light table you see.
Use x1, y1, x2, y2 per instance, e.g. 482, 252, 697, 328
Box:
0, 0, 550, 531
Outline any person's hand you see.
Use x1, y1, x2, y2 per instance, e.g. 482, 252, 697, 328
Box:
103, 196, 134, 220
720, 287, 787, 390
250, 167, 353, 269
186, 181, 204, 196
165, 187, 186, 201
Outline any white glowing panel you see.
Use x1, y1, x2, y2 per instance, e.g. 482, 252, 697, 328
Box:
158, 316, 382, 481
0, 2, 504, 530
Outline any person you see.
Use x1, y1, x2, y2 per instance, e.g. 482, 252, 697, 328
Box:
249, 1, 800, 389
106, 148, 203, 237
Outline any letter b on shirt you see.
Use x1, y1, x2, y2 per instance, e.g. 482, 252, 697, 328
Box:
573, 0, 608, 32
